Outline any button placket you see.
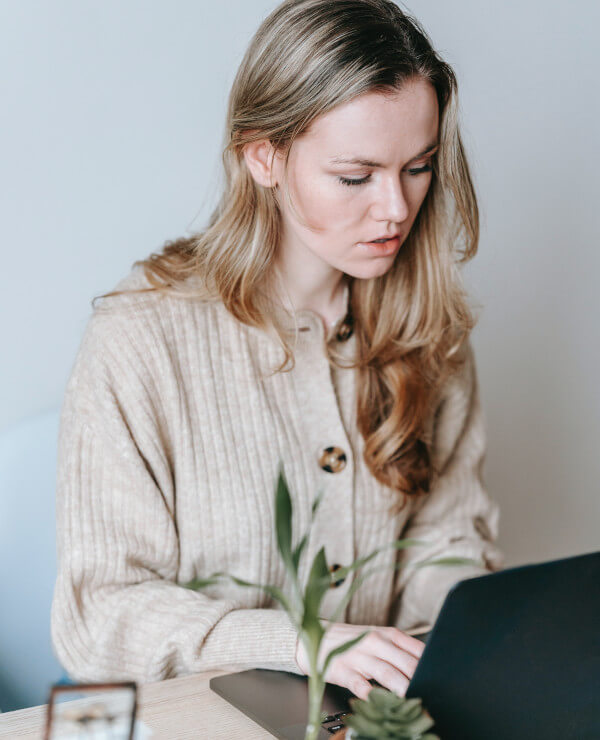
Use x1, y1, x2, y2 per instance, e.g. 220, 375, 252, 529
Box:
290, 317, 355, 621
319, 550, 354, 620
313, 442, 354, 619
307, 444, 354, 619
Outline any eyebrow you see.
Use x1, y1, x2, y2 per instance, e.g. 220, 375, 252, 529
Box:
328, 141, 439, 168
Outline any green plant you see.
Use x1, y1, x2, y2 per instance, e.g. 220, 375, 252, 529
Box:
184, 468, 479, 740
343, 687, 439, 739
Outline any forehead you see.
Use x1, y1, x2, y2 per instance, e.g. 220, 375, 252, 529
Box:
299, 79, 439, 157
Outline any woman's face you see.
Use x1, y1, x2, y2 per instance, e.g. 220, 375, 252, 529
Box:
271, 78, 439, 280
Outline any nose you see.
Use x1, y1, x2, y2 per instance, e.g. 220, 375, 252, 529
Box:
370, 175, 410, 223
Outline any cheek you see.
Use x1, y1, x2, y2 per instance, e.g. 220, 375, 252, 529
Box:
409, 176, 433, 210
290, 170, 362, 232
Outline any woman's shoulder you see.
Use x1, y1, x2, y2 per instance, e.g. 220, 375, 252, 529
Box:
92, 263, 216, 318
88, 263, 226, 337
72, 265, 222, 384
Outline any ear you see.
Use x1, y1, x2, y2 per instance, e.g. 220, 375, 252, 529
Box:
242, 138, 281, 188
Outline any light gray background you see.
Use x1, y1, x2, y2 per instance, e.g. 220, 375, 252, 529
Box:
2, 0, 599, 568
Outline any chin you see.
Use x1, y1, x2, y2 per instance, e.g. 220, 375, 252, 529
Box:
345, 258, 396, 280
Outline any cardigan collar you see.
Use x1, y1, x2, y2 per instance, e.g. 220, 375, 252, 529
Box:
179, 267, 355, 347
270, 278, 354, 345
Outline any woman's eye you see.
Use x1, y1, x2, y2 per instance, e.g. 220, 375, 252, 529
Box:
337, 175, 371, 187
338, 162, 433, 187
407, 163, 433, 176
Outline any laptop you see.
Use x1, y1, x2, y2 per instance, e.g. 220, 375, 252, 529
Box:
210, 550, 600, 739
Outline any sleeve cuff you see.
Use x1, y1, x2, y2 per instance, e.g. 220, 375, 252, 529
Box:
393, 562, 490, 631
193, 607, 302, 675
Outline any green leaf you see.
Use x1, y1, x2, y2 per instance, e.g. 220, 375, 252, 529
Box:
300, 547, 331, 656
292, 532, 309, 573
368, 687, 395, 711
183, 570, 299, 626
275, 468, 296, 578
327, 570, 373, 624
183, 576, 222, 590
412, 556, 483, 568
289, 487, 326, 575
327, 549, 484, 624
346, 689, 438, 739
400, 713, 436, 734
289, 488, 326, 576
345, 713, 382, 735
302, 546, 330, 629
320, 630, 370, 676
349, 699, 381, 722
311, 487, 326, 519
323, 538, 428, 587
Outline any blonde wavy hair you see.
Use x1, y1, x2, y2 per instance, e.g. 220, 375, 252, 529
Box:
94, 0, 480, 514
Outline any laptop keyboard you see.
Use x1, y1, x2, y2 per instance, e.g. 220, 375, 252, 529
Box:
320, 677, 392, 733
321, 711, 350, 734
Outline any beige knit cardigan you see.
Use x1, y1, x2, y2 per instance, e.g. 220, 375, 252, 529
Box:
50, 265, 504, 683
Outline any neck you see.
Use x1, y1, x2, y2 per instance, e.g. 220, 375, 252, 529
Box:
271, 250, 348, 329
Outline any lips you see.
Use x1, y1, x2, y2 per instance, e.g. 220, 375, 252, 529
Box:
367, 233, 400, 243
359, 235, 401, 256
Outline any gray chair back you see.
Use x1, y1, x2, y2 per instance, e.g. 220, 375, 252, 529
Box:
0, 409, 64, 712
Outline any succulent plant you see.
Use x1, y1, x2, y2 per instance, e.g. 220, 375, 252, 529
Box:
342, 687, 439, 740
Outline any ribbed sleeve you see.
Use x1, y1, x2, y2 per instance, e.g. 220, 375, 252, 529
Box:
391, 342, 505, 630
51, 305, 300, 682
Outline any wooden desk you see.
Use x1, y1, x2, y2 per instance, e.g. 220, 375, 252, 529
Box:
0, 628, 431, 738
0, 669, 274, 739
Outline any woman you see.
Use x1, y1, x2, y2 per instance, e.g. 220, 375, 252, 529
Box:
51, 0, 504, 701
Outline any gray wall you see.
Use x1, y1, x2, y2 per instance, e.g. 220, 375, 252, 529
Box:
2, 0, 598, 568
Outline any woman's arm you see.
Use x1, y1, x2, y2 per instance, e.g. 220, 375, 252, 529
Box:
51, 309, 300, 683
391, 340, 505, 631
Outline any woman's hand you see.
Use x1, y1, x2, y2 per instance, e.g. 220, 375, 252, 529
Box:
294, 620, 424, 700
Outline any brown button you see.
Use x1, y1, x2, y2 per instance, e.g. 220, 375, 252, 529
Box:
329, 563, 345, 588
335, 317, 354, 342
319, 446, 347, 474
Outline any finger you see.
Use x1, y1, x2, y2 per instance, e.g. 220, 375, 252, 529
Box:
387, 628, 425, 659
360, 631, 420, 678
382, 643, 419, 680
356, 654, 410, 697
342, 669, 375, 701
